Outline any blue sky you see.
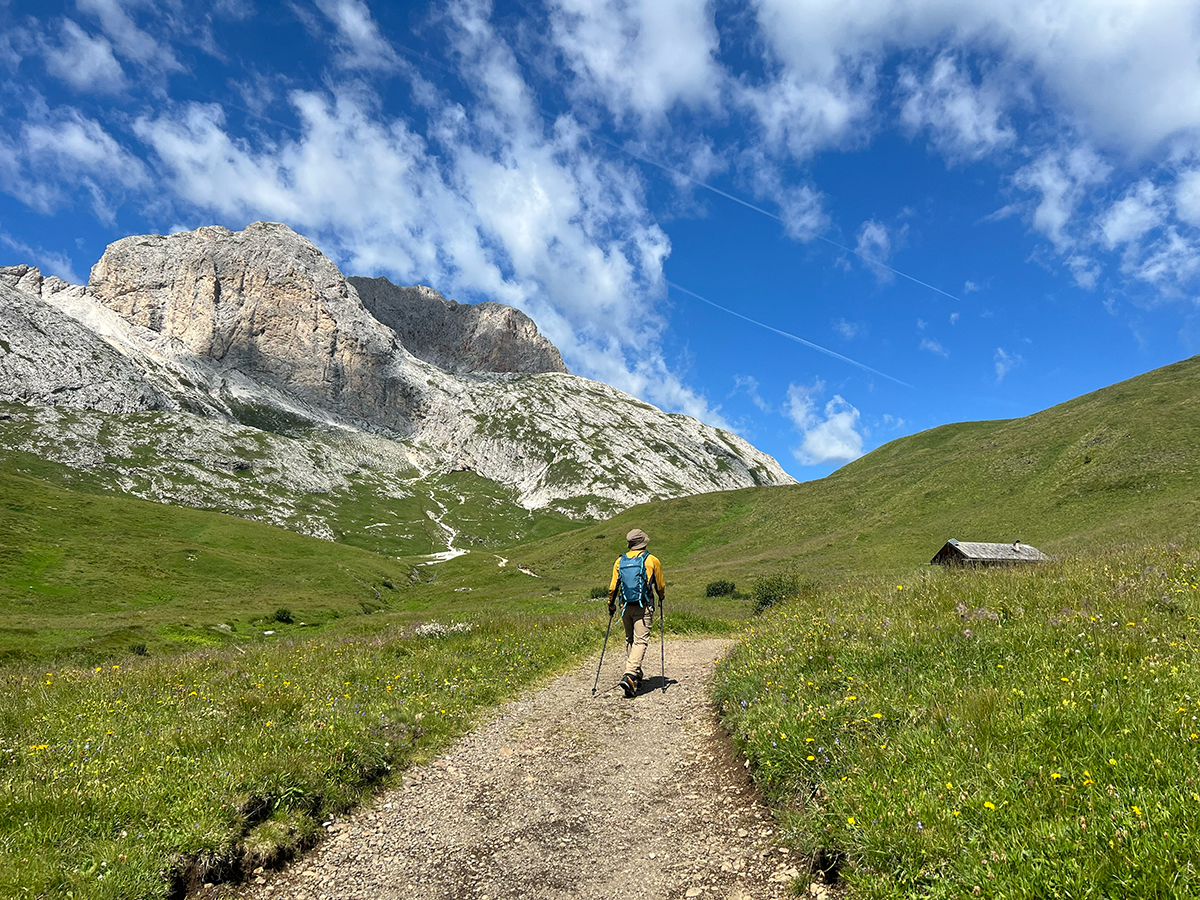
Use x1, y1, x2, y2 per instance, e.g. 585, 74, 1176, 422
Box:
2, 0, 1199, 480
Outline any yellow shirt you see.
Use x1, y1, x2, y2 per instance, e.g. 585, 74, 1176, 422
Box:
608, 551, 665, 602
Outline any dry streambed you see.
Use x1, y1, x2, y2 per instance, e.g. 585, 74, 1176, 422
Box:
227, 638, 810, 900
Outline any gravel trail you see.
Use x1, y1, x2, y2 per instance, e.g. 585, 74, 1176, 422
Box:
232, 638, 805, 900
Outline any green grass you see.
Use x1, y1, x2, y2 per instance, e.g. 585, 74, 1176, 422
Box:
0, 459, 749, 898
4, 353, 1200, 897
508, 355, 1200, 595
715, 542, 1200, 897
0, 615, 595, 899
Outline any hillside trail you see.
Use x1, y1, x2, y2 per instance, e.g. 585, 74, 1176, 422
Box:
230, 638, 812, 900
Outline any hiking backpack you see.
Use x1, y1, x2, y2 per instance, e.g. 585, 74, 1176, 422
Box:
616, 551, 654, 609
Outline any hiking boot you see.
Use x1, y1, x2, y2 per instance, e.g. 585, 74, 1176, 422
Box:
620, 673, 637, 698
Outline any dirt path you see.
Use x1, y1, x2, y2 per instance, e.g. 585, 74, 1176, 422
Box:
231, 639, 805, 900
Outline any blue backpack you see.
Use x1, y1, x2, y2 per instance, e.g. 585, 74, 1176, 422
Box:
616, 551, 653, 609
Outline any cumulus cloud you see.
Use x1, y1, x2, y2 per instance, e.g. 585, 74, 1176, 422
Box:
786, 380, 864, 465
42, 20, 126, 93
132, 0, 725, 425
77, 0, 181, 72
898, 53, 1015, 161
855, 218, 892, 281
549, 0, 722, 125
994, 346, 1021, 381
832, 318, 859, 339
920, 337, 949, 357
1176, 171, 1200, 226
732, 374, 771, 413
315, 0, 400, 70
0, 109, 148, 220
1099, 180, 1166, 250
0, 230, 82, 283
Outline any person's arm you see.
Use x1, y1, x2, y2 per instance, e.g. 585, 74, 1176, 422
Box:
650, 555, 665, 600
607, 558, 620, 612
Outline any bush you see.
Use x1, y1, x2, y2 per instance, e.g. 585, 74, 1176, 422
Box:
589, 586, 608, 599
751, 572, 800, 614
705, 579, 736, 597
273, 607, 294, 624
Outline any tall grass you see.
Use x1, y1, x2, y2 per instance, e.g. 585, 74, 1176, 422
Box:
0, 616, 594, 899
715, 542, 1200, 898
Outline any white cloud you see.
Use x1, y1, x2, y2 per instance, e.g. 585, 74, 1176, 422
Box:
549, 0, 722, 125
0, 230, 82, 283
994, 346, 1021, 381
855, 218, 892, 281
898, 53, 1015, 161
315, 0, 399, 70
43, 20, 126, 93
786, 380, 864, 465
0, 109, 148, 220
1099, 180, 1165, 249
732, 374, 771, 413
1013, 146, 1111, 253
920, 337, 948, 357
133, 0, 726, 426
76, 0, 181, 72
752, 0, 1200, 156
832, 318, 858, 339
737, 69, 872, 163
963, 280, 979, 293
1174, 170, 1200, 227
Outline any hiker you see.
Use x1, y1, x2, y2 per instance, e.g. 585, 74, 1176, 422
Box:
607, 528, 665, 697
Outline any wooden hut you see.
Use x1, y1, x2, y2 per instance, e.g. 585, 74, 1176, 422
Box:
931, 539, 1049, 567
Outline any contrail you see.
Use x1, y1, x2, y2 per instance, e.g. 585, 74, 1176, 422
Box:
608, 140, 965, 305
666, 280, 911, 387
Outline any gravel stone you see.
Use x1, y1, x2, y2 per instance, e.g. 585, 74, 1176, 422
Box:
231, 639, 800, 900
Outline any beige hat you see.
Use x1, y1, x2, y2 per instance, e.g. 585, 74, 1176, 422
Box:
626, 528, 649, 551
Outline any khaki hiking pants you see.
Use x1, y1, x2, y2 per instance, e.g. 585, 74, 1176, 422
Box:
622, 602, 655, 680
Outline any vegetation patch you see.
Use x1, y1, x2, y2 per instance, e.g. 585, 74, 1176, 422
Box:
716, 542, 1200, 898
0, 617, 596, 899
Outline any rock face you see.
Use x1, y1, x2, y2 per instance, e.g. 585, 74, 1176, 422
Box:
0, 268, 167, 413
0, 223, 793, 532
350, 277, 568, 376
89, 224, 421, 433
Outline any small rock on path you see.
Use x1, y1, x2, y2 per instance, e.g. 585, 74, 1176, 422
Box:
231, 638, 802, 900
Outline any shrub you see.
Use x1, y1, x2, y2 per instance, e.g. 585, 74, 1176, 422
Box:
589, 586, 608, 599
705, 579, 736, 597
273, 608, 294, 624
751, 571, 800, 614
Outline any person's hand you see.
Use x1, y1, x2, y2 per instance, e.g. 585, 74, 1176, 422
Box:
607, 599, 616, 615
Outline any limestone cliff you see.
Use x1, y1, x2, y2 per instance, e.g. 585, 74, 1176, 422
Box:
0, 223, 793, 531
350, 277, 568, 376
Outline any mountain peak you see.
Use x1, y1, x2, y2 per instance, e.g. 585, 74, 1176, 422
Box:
349, 276, 569, 376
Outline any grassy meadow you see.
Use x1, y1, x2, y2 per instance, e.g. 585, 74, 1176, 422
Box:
507, 355, 1200, 595
0, 455, 741, 898
2, 354, 1200, 897
717, 542, 1200, 897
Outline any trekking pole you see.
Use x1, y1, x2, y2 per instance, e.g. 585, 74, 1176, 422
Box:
659, 595, 666, 692
592, 609, 615, 696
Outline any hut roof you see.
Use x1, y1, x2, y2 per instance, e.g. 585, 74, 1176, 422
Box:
931, 539, 1049, 565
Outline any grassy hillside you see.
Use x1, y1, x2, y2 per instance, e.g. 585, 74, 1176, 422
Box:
500, 355, 1200, 595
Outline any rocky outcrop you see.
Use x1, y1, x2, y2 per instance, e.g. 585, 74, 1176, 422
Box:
0, 270, 167, 413
350, 277, 568, 376
89, 223, 423, 433
0, 223, 793, 529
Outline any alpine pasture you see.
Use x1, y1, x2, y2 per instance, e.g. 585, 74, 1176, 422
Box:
2, 355, 1200, 897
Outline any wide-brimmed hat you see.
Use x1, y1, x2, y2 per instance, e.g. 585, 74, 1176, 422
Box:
626, 528, 649, 551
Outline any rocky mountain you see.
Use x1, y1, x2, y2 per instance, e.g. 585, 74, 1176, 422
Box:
350, 277, 568, 376
0, 222, 792, 554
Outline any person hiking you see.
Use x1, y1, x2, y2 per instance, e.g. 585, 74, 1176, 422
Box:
607, 528, 665, 698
